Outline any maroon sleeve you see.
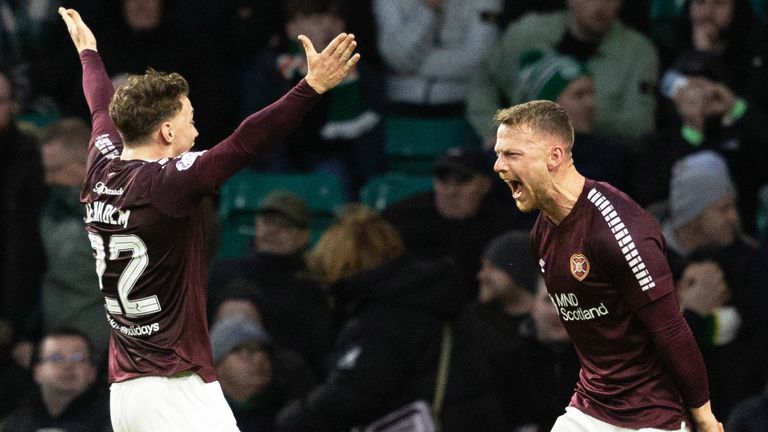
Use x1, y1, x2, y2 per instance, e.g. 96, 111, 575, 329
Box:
150, 80, 321, 217
194, 79, 320, 190
80, 49, 122, 170
635, 293, 710, 408
592, 198, 675, 310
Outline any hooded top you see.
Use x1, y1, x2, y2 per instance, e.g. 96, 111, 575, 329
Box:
276, 254, 504, 432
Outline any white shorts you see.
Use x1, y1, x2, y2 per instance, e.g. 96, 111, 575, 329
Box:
110, 373, 239, 432
551, 407, 690, 432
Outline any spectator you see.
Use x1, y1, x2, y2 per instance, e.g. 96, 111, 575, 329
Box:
210, 279, 266, 325
0, 67, 45, 355
661, 151, 763, 335
277, 205, 504, 432
0, 338, 33, 420
38, 118, 109, 366
674, 249, 768, 418
373, 0, 502, 111
472, 230, 537, 349
92, 0, 233, 148
515, 51, 628, 188
467, 0, 658, 147
1, 326, 110, 431
661, 151, 767, 417
460, 229, 576, 430
211, 315, 316, 432
635, 48, 768, 232
241, 0, 385, 196
0, 0, 68, 124
209, 190, 333, 375
725, 231, 768, 431
654, 0, 768, 104
383, 146, 531, 300
494, 277, 580, 431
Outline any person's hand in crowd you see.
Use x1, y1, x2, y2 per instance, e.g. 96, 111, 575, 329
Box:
58, 7, 97, 53
300, 32, 360, 94
673, 78, 714, 130
677, 261, 730, 316
704, 82, 737, 118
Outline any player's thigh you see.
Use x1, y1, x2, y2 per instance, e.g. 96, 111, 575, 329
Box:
110, 374, 239, 432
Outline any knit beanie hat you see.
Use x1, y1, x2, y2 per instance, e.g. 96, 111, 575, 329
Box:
669, 150, 736, 229
482, 230, 539, 293
210, 315, 271, 363
517, 50, 589, 103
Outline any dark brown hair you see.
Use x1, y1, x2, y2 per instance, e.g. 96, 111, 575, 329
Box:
109, 68, 189, 145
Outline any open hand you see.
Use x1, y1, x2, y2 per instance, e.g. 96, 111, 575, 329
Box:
299, 32, 360, 94
58, 7, 97, 53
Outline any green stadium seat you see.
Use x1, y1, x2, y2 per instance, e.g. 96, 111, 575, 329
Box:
359, 172, 433, 212
384, 116, 480, 175
217, 169, 346, 259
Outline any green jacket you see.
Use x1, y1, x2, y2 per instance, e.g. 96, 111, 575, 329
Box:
466, 11, 658, 145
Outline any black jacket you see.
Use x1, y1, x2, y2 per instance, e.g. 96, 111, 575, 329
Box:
276, 255, 504, 432
1, 384, 111, 432
0, 125, 45, 342
209, 252, 334, 375
383, 192, 529, 300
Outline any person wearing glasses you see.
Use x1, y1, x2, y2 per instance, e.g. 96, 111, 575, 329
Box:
1, 326, 111, 431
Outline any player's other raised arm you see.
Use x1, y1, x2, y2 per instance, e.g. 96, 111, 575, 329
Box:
58, 7, 97, 53
300, 32, 360, 94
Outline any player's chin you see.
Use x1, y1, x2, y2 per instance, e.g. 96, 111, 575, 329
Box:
514, 197, 537, 213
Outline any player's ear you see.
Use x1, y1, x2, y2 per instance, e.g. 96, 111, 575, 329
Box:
547, 144, 565, 170
160, 122, 174, 144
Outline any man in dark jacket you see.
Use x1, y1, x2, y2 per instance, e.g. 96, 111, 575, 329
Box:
209, 190, 333, 375
0, 68, 45, 361
383, 147, 530, 301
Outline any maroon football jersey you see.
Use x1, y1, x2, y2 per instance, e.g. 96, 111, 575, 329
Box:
79, 50, 319, 383
532, 179, 687, 430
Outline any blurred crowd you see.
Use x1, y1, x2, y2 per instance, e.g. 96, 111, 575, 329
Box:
0, 0, 767, 431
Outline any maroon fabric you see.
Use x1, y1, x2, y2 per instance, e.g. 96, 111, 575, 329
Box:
532, 179, 708, 430
635, 293, 710, 409
79, 50, 320, 383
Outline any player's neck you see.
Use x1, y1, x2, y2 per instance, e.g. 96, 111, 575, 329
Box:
543, 168, 585, 225
121, 141, 173, 161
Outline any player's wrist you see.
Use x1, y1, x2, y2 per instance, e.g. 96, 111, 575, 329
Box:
304, 76, 328, 94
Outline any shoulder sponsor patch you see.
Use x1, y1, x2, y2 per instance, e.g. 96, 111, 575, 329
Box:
570, 253, 590, 281
175, 151, 205, 171
95, 133, 120, 157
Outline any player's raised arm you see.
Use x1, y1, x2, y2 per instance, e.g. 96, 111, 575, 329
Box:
300, 32, 360, 94
58, 7, 97, 53
59, 7, 121, 167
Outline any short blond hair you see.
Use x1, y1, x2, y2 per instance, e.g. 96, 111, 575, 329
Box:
307, 204, 404, 285
494, 100, 574, 152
